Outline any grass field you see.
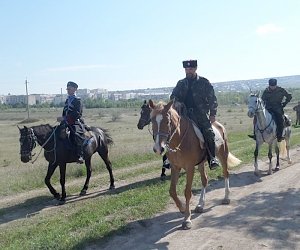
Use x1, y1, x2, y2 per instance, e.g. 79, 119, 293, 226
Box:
0, 104, 300, 249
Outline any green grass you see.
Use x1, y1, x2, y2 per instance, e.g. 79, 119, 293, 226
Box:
1, 106, 300, 249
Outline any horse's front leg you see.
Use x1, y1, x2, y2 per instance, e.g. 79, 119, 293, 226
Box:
254, 143, 260, 176
80, 158, 92, 196
195, 163, 207, 213
45, 162, 60, 200
267, 144, 273, 174
169, 167, 184, 213
58, 163, 67, 204
182, 167, 194, 230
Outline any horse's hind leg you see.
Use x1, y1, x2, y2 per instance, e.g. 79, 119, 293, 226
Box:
274, 144, 280, 172
58, 163, 67, 204
80, 158, 92, 196
219, 149, 230, 204
45, 162, 60, 200
98, 146, 115, 189
195, 163, 207, 213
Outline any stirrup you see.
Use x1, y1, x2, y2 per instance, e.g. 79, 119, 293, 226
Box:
77, 156, 84, 164
248, 134, 256, 140
209, 158, 220, 170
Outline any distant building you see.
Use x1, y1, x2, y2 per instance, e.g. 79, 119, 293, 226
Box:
5, 95, 36, 105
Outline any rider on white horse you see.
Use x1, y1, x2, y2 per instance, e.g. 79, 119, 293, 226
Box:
248, 78, 292, 142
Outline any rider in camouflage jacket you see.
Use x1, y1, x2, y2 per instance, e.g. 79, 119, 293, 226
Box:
261, 78, 292, 141
170, 60, 219, 170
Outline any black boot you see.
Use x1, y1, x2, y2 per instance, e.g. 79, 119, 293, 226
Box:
209, 158, 220, 170
248, 134, 256, 140
206, 140, 220, 170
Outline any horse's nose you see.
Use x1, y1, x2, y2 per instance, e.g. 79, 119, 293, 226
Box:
247, 111, 254, 118
137, 124, 143, 130
21, 156, 30, 163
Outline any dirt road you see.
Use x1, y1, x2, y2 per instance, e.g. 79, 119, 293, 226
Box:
97, 147, 300, 250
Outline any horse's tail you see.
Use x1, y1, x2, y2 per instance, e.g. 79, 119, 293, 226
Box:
227, 152, 242, 168
92, 127, 114, 146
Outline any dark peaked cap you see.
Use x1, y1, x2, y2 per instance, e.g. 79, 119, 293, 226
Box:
183, 60, 197, 68
67, 81, 78, 88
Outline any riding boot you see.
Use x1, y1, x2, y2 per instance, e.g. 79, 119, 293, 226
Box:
248, 130, 256, 140
205, 139, 220, 170
76, 145, 84, 164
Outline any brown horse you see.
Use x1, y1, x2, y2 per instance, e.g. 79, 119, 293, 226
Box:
149, 100, 241, 229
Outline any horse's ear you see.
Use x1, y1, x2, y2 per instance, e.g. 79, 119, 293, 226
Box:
143, 100, 147, 104
165, 100, 173, 111
149, 99, 154, 109
17, 125, 20, 130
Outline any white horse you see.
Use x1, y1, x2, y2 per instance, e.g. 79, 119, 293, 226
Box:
247, 93, 292, 175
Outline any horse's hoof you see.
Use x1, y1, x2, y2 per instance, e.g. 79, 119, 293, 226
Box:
80, 190, 87, 196
109, 185, 115, 190
195, 206, 204, 213
288, 160, 292, 164
182, 221, 192, 230
160, 175, 166, 181
54, 193, 61, 200
58, 199, 66, 205
222, 198, 230, 205
274, 166, 280, 172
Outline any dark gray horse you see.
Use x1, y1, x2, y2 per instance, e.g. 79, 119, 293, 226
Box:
18, 124, 115, 204
137, 100, 170, 180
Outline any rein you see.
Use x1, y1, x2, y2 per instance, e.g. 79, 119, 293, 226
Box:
31, 124, 59, 164
166, 115, 189, 153
254, 98, 275, 142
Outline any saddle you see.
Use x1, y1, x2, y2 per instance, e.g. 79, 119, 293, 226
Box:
190, 120, 224, 149
57, 124, 93, 147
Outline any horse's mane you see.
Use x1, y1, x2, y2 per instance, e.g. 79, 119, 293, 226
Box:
151, 101, 167, 117
32, 124, 54, 135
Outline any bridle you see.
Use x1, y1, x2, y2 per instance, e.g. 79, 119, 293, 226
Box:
249, 95, 274, 141
153, 111, 189, 153
20, 125, 59, 163
19, 128, 37, 160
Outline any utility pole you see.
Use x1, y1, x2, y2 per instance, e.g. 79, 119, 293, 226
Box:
25, 78, 30, 119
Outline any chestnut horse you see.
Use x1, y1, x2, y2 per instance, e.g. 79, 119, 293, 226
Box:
149, 100, 241, 229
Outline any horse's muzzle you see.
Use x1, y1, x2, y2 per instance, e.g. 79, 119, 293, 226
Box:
21, 156, 30, 163
247, 111, 254, 118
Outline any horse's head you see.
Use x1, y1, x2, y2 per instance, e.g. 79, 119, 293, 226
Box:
137, 100, 151, 130
149, 99, 173, 155
18, 126, 37, 163
247, 93, 260, 118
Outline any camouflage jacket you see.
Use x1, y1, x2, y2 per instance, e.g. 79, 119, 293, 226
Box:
62, 95, 83, 125
261, 86, 292, 112
170, 75, 218, 116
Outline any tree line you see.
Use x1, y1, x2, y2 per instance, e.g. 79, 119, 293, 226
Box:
1, 88, 300, 110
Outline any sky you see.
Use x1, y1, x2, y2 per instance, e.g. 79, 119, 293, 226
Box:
0, 0, 299, 95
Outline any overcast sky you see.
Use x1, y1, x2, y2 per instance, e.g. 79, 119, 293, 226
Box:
0, 0, 299, 95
